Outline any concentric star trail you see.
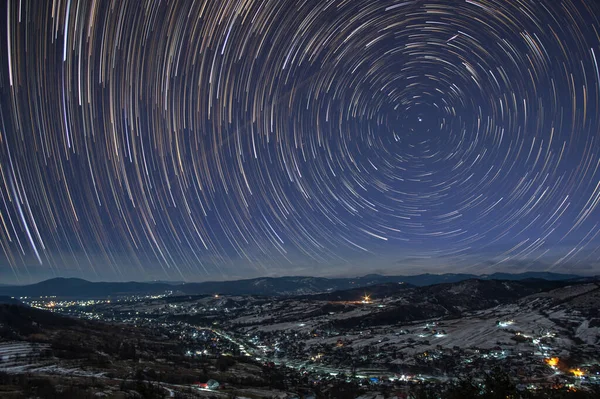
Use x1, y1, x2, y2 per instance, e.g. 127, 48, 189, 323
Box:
1, 0, 600, 282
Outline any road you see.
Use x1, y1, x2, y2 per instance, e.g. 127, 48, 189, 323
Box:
200, 326, 424, 382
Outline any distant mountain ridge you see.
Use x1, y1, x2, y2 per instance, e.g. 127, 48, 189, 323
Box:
0, 272, 585, 299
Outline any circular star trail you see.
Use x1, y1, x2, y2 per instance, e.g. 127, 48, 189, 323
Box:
1, 0, 600, 281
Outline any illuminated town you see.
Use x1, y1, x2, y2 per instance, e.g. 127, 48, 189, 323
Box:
2, 277, 599, 398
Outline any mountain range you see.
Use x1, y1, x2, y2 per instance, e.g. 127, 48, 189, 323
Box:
0, 271, 587, 299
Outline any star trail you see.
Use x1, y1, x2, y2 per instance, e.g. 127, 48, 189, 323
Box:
1, 0, 600, 282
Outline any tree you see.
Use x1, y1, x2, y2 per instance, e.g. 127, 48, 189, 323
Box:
444, 379, 480, 399
216, 355, 236, 371
327, 381, 361, 399
482, 368, 517, 399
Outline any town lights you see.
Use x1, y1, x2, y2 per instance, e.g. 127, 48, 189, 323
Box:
571, 369, 584, 378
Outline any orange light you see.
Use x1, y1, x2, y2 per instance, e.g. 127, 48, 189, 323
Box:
545, 357, 559, 367
571, 369, 584, 378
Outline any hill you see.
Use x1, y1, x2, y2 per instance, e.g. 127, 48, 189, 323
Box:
323, 279, 573, 329
0, 277, 174, 298
0, 272, 582, 299
215, 278, 600, 381
0, 304, 290, 398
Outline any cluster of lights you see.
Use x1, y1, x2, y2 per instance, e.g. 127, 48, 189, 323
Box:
497, 320, 515, 328
571, 369, 585, 378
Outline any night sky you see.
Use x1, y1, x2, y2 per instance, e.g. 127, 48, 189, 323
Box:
1, 0, 600, 283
